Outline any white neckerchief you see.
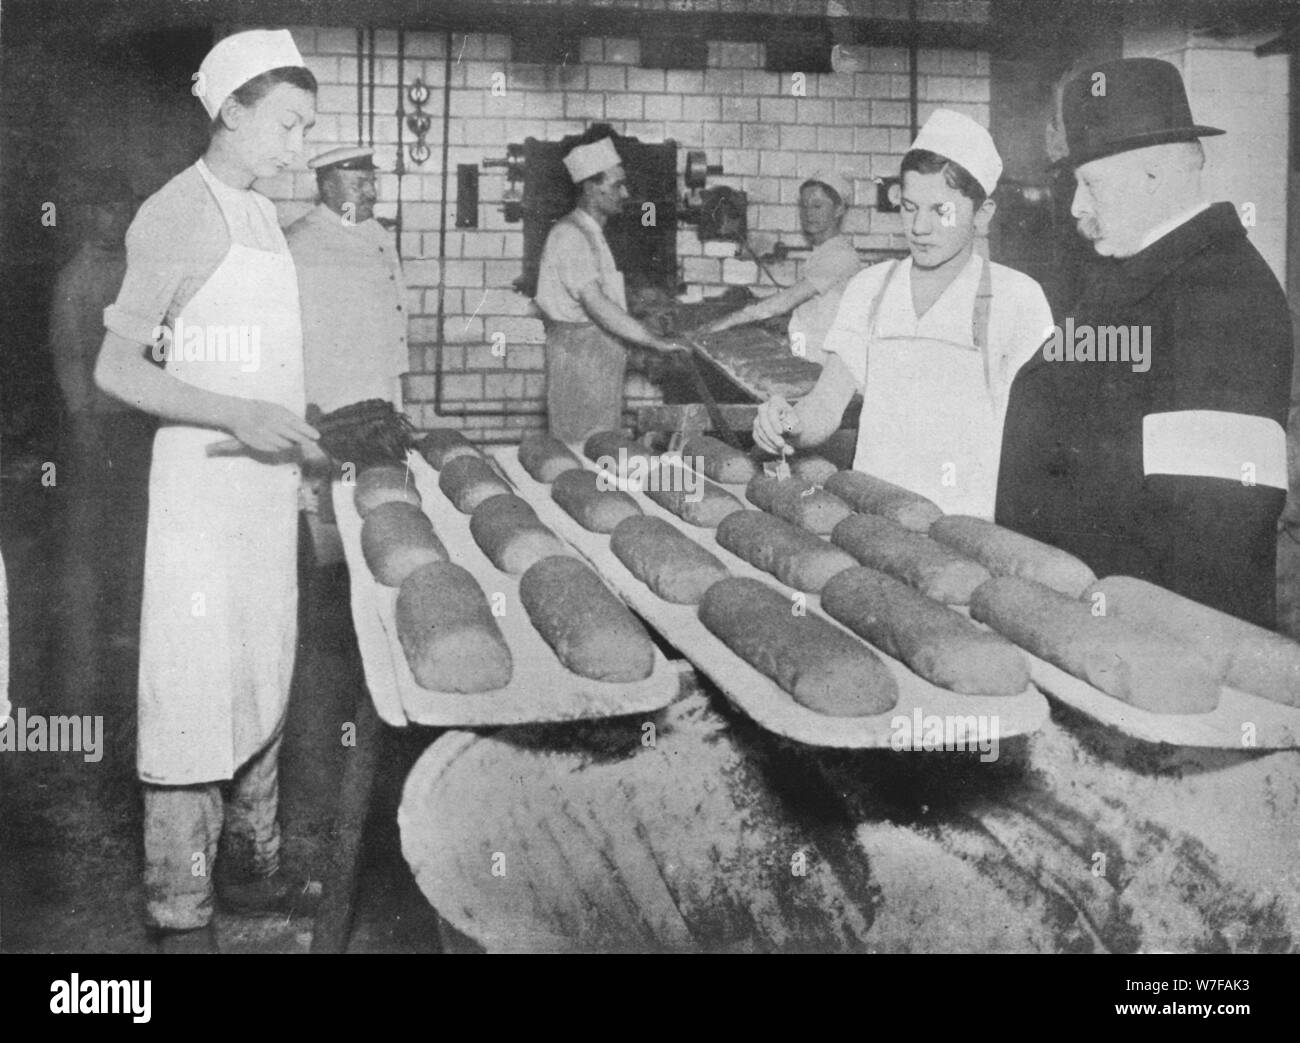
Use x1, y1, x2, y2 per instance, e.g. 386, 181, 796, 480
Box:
1136, 201, 1212, 253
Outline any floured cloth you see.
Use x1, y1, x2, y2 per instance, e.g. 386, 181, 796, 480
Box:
400, 687, 1300, 953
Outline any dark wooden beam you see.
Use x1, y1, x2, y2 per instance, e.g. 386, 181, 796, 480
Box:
22, 0, 996, 52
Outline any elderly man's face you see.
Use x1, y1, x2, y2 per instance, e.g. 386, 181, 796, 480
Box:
324, 168, 377, 224
1071, 151, 1154, 258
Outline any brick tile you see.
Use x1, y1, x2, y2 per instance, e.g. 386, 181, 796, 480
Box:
872, 100, 910, 125
719, 95, 759, 122
704, 68, 747, 95
441, 373, 484, 400
816, 73, 856, 98
628, 67, 666, 93
645, 94, 682, 120
605, 94, 643, 120
796, 98, 834, 123
760, 97, 799, 122
666, 70, 706, 94
743, 69, 782, 96
701, 121, 741, 147
564, 93, 604, 120
587, 65, 627, 91
741, 123, 779, 150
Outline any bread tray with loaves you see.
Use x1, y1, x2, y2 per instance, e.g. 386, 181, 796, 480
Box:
334, 451, 680, 728
496, 446, 1050, 750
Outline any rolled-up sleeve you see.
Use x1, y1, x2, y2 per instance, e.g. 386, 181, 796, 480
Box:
819, 266, 882, 389
103, 178, 226, 346
103, 198, 187, 346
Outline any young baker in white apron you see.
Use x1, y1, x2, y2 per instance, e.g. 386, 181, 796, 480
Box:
95, 30, 321, 952
753, 109, 1053, 519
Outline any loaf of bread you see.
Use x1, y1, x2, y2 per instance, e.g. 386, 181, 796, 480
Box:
831, 513, 991, 605
518, 432, 582, 483
788, 453, 838, 485
716, 510, 854, 593
822, 470, 942, 532
681, 434, 758, 484
1087, 576, 1300, 708
469, 493, 569, 574
821, 567, 1029, 696
583, 431, 655, 473
698, 577, 898, 716
353, 464, 421, 518
438, 455, 512, 514
645, 466, 745, 527
360, 502, 448, 587
969, 576, 1219, 714
420, 428, 480, 470
550, 468, 642, 533
396, 561, 512, 692
609, 516, 729, 604
930, 516, 1096, 597
519, 555, 655, 682
745, 473, 852, 536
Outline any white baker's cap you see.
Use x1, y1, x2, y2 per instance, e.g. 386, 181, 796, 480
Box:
800, 169, 853, 206
563, 137, 621, 183
195, 29, 306, 120
908, 109, 1002, 196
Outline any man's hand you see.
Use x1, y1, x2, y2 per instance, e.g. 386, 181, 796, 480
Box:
226, 400, 320, 454
753, 394, 801, 455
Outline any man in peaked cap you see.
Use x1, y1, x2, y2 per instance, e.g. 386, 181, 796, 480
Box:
286, 147, 408, 416
534, 133, 689, 442
996, 58, 1294, 627
286, 147, 409, 565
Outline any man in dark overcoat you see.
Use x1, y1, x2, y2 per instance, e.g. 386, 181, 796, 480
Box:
997, 58, 1293, 627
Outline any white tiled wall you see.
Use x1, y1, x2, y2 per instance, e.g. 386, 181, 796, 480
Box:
253, 21, 994, 439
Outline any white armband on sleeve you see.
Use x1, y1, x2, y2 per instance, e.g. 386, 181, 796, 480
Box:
1143, 410, 1288, 490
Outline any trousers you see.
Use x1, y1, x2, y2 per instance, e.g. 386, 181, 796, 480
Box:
142, 730, 283, 930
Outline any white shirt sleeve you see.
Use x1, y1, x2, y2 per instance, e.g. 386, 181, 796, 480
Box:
819, 264, 889, 389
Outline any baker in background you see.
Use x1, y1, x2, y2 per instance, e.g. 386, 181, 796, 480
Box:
702, 170, 862, 365
286, 147, 409, 565
50, 169, 153, 683
754, 110, 1053, 519
534, 135, 689, 442
285, 147, 407, 414
996, 58, 1293, 628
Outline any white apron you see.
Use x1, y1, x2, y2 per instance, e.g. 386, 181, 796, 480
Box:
543, 212, 629, 442
137, 182, 305, 785
854, 258, 1005, 518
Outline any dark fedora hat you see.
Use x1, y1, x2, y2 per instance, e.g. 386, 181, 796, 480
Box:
1062, 57, 1224, 167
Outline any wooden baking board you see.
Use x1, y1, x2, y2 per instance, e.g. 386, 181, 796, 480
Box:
496, 447, 1049, 750
334, 451, 679, 728
941, 607, 1300, 749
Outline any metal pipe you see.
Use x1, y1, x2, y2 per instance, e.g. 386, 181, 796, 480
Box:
908, 0, 919, 139
355, 29, 364, 144
434, 29, 454, 417
395, 27, 405, 252
368, 27, 376, 149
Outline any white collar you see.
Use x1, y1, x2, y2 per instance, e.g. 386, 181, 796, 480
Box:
1137, 201, 1212, 252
